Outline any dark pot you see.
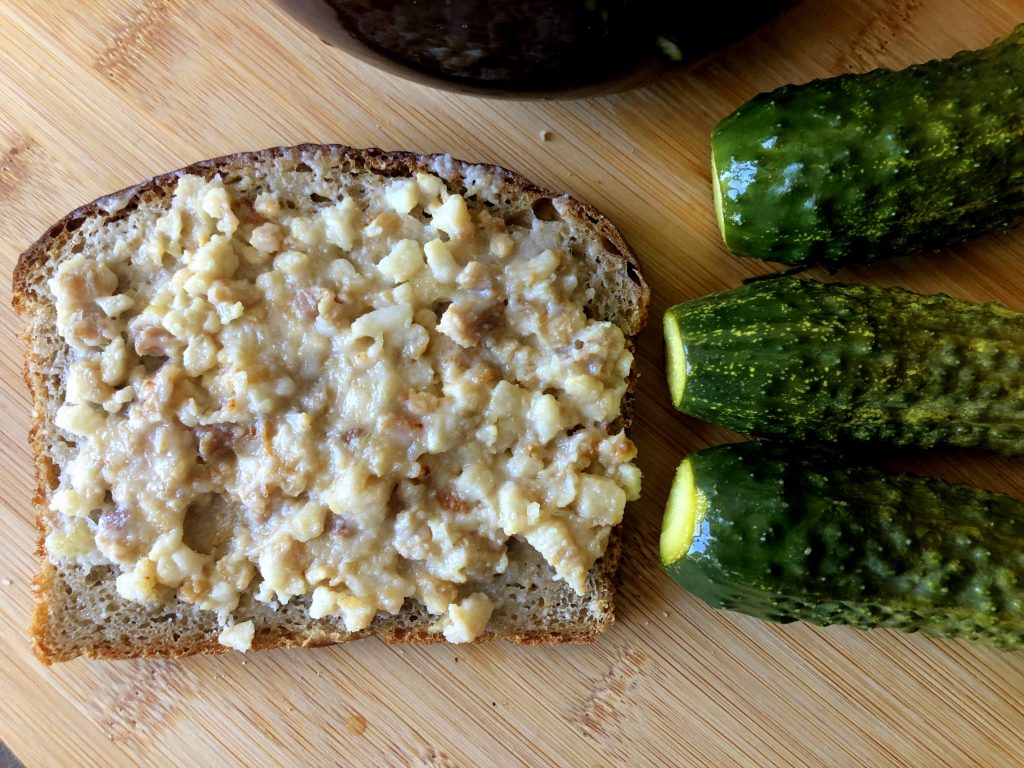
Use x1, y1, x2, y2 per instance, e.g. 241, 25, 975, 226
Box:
276, 0, 788, 98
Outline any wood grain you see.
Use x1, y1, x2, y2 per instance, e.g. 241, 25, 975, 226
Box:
3, 1, 1024, 765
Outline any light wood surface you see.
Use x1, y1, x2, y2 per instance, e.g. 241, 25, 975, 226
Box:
4, 2, 1024, 766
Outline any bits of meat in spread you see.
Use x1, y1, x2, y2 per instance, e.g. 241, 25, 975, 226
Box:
45, 169, 641, 645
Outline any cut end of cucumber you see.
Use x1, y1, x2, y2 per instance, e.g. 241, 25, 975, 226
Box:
663, 311, 687, 407
711, 151, 727, 245
660, 458, 706, 567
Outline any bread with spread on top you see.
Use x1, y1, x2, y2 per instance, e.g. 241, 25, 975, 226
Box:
13, 144, 649, 663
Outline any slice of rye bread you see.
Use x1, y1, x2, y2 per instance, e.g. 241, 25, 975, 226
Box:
13, 144, 649, 663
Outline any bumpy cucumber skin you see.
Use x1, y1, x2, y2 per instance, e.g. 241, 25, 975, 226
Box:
712, 24, 1024, 266
664, 442, 1024, 648
666, 279, 1024, 454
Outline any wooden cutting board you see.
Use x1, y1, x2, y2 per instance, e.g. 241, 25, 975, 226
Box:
4, 1, 1024, 765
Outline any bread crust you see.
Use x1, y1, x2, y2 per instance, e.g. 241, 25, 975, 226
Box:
13, 145, 648, 663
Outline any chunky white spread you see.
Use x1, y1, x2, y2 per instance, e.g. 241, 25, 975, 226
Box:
44, 169, 641, 645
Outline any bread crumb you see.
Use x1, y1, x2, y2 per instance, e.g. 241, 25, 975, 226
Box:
662, 611, 669, 618
0, 577, 11, 587
539, 129, 553, 142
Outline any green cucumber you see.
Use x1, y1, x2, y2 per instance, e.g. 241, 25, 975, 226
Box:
712, 23, 1024, 267
661, 441, 1024, 649
664, 278, 1024, 454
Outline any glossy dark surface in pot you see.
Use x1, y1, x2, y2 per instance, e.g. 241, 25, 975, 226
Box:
276, 0, 789, 97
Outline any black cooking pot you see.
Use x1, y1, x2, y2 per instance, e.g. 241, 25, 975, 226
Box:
276, 1, 788, 97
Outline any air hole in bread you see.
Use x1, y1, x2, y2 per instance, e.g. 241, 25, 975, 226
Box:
531, 197, 561, 222
364, 163, 408, 179
294, 162, 314, 174
309, 192, 331, 205
625, 261, 642, 286
106, 200, 140, 224
599, 236, 622, 258
58, 218, 86, 240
